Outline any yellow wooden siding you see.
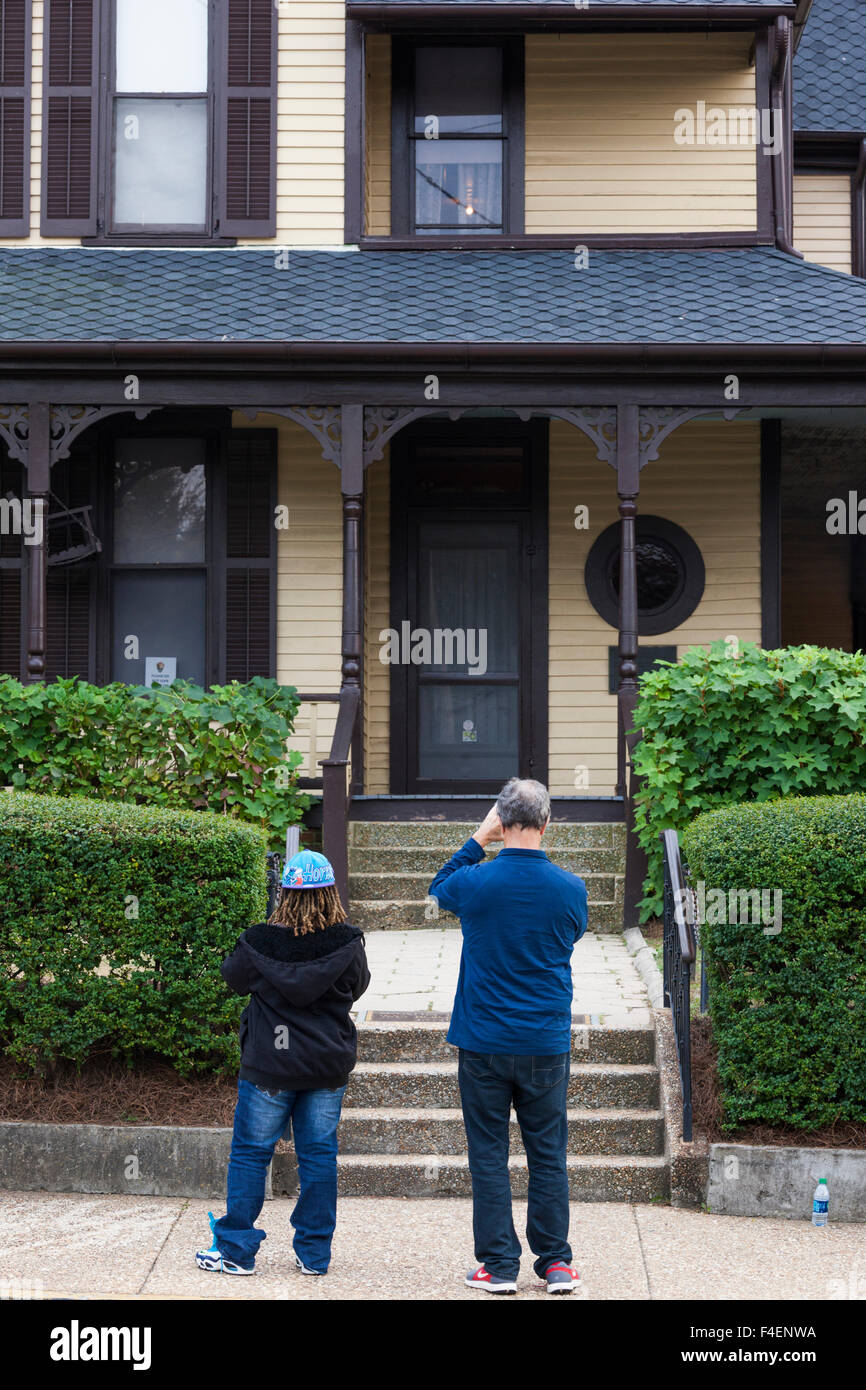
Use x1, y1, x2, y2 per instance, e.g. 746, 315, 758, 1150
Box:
365, 35, 391, 237
364, 450, 391, 790
793, 173, 853, 274
258, 0, 346, 246
525, 33, 758, 233
548, 418, 762, 796
0, 1, 347, 248
232, 411, 342, 774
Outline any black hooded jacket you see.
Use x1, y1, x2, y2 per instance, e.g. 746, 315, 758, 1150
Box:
220, 921, 370, 1092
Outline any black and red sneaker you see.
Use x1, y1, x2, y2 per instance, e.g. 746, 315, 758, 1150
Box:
465, 1264, 518, 1294
542, 1261, 580, 1294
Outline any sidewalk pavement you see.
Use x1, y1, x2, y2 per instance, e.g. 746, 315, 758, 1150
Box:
354, 929, 652, 1025
1, 1191, 861, 1301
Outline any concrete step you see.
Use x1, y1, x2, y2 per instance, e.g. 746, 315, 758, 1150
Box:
348, 845, 626, 875
350, 899, 624, 931
271, 1152, 669, 1201
338, 1107, 664, 1157
345, 1062, 659, 1111
356, 1022, 655, 1066
349, 870, 621, 904
349, 821, 627, 851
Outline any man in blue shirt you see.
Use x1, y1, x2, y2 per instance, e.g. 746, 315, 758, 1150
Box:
429, 778, 588, 1296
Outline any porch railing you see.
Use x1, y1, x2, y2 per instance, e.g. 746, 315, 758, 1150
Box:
660, 827, 697, 1142
294, 686, 360, 910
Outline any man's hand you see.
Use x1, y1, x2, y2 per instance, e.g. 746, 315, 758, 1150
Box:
473, 804, 504, 849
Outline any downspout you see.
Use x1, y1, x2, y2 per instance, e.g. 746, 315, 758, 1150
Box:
770, 16, 799, 256
853, 138, 866, 278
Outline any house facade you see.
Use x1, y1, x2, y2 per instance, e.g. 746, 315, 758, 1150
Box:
0, 0, 864, 922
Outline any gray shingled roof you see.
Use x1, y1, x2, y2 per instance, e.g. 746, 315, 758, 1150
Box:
0, 245, 864, 346
794, 0, 866, 132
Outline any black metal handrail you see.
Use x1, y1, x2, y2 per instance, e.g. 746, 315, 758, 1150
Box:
660, 827, 697, 1141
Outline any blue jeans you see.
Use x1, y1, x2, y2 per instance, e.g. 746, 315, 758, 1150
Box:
213, 1078, 346, 1272
458, 1050, 572, 1280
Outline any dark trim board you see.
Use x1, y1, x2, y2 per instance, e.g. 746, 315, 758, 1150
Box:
304, 795, 626, 826
360, 232, 770, 251
349, 5, 794, 25
760, 417, 782, 648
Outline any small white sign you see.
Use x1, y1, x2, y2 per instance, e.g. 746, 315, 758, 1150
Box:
144, 656, 177, 688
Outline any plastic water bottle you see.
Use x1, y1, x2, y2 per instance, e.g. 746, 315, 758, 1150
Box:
812, 1178, 829, 1227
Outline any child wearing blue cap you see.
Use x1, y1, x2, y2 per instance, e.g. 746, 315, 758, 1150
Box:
195, 849, 369, 1277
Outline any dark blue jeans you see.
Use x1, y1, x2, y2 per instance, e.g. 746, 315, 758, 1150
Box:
213, 1078, 346, 1272
458, 1050, 572, 1280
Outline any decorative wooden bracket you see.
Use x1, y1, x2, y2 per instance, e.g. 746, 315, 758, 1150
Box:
239, 406, 343, 466
0, 403, 159, 466
637, 406, 745, 467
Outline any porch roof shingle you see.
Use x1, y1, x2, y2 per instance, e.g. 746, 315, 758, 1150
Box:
794, 0, 866, 133
1, 245, 865, 347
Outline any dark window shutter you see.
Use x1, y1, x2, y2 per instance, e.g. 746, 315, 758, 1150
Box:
41, 0, 97, 235
0, 569, 21, 677
44, 452, 94, 681
223, 429, 276, 682
0, 0, 31, 235
218, 0, 277, 238
45, 566, 91, 680
0, 450, 23, 676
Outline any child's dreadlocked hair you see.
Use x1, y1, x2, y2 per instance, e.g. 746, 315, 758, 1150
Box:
268, 884, 348, 935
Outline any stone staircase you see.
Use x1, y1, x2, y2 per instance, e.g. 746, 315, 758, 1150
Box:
273, 1020, 669, 1202
348, 820, 626, 931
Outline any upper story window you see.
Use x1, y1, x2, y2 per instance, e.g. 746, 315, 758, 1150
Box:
413, 47, 503, 234
391, 39, 524, 239
112, 0, 210, 232
40, 0, 277, 243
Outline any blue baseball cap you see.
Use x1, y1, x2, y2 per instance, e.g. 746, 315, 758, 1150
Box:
281, 849, 336, 890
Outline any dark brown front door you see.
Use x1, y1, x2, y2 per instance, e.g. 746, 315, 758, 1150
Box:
390, 420, 548, 795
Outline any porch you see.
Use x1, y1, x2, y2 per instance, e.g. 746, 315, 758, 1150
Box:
1, 243, 865, 926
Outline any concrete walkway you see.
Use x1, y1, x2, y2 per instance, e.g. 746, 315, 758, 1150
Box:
355, 929, 651, 1026
1, 1191, 861, 1301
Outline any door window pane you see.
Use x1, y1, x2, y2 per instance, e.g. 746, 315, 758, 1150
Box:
113, 440, 206, 564
114, 99, 208, 227
115, 0, 208, 93
418, 523, 519, 675
418, 684, 518, 781
414, 48, 503, 135
112, 570, 206, 686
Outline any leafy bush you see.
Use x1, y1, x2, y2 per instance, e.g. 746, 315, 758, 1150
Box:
0, 792, 267, 1074
0, 675, 306, 846
682, 795, 866, 1130
632, 643, 866, 916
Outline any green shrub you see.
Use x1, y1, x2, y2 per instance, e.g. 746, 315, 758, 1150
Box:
632, 643, 866, 916
682, 795, 866, 1130
0, 792, 268, 1075
0, 675, 306, 846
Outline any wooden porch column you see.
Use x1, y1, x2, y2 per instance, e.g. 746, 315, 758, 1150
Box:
616, 404, 648, 928
24, 402, 50, 683
340, 404, 364, 693
321, 405, 365, 910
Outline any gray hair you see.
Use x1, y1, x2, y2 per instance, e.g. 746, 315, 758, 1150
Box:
495, 778, 551, 831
